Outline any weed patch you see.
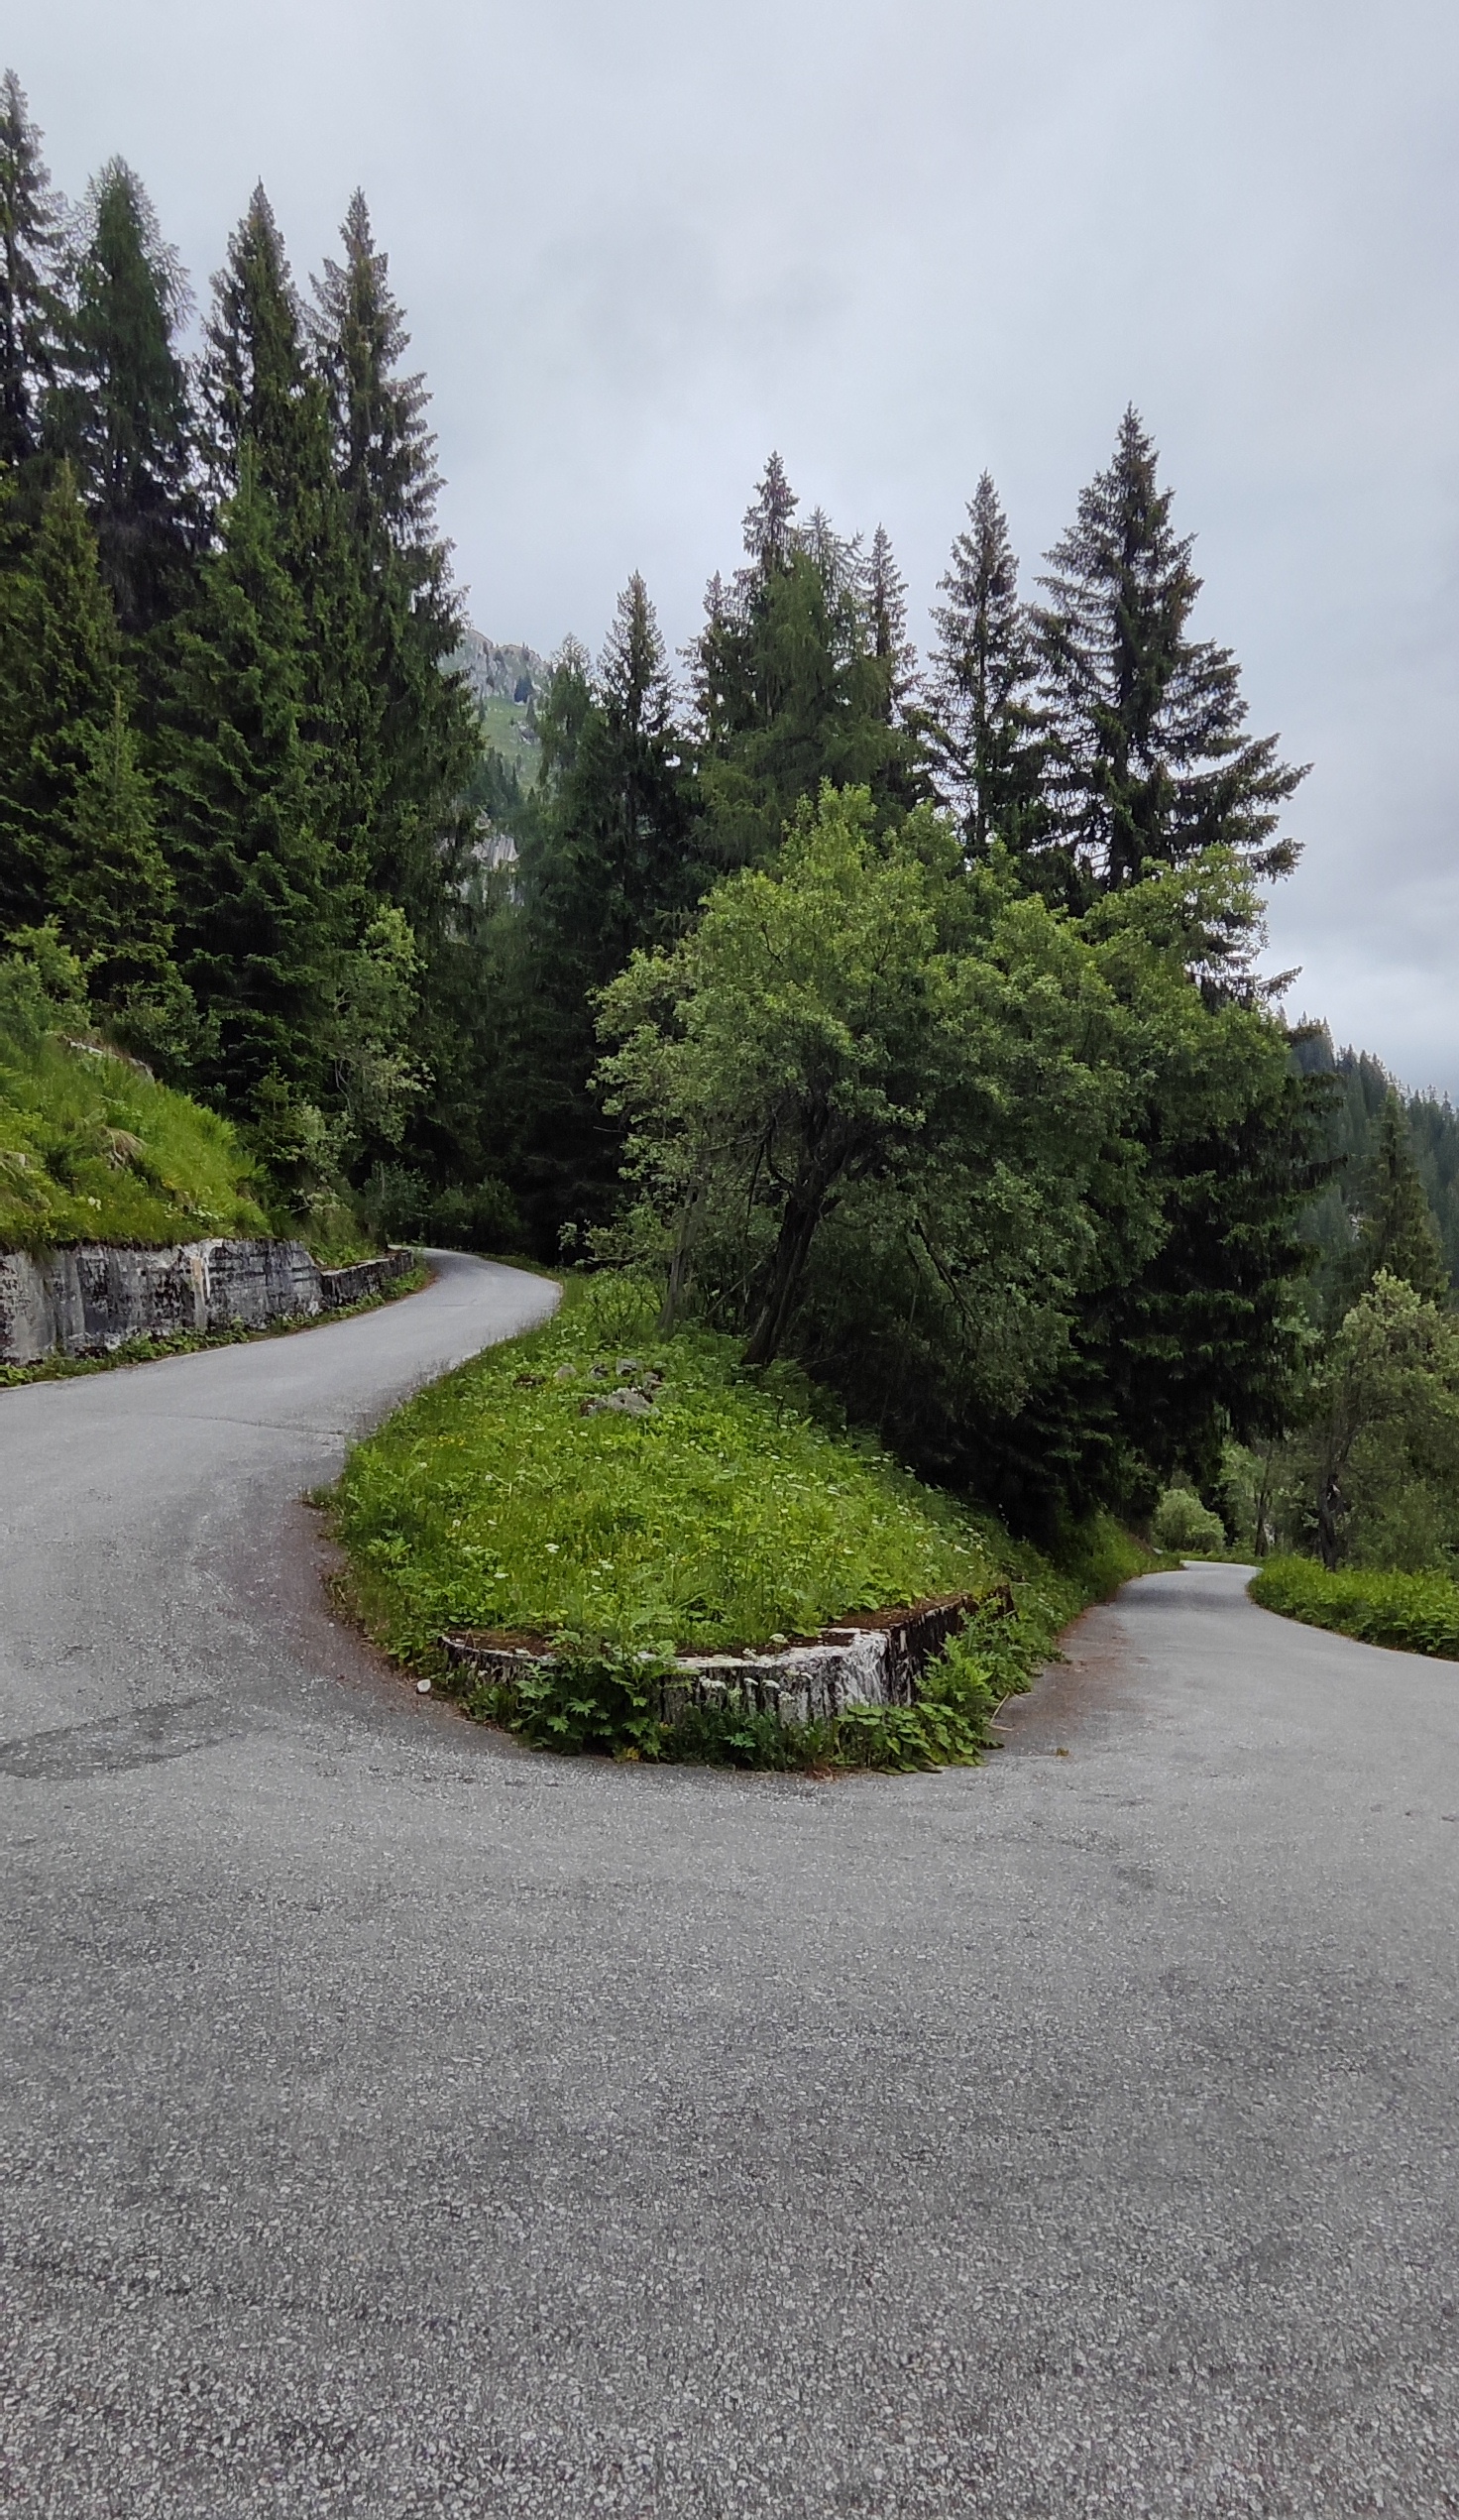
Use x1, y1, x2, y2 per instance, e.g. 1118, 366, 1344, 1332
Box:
1251, 1555, 1459, 1660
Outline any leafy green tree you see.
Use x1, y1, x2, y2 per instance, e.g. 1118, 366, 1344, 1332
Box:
154, 451, 331, 1112
597, 783, 1124, 1375
1294, 1272, 1459, 1568
1033, 408, 1305, 945
929, 472, 1047, 863
0, 69, 65, 474
47, 160, 195, 632
329, 900, 429, 1165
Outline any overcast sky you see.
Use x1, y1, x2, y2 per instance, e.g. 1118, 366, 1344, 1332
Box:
17, 0, 1459, 1089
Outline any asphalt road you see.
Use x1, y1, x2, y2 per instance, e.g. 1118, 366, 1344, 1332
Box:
3, 1253, 1457, 2518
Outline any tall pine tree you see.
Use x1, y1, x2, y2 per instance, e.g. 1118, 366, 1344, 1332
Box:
1033, 409, 1304, 920
200, 185, 371, 916
310, 190, 476, 933
503, 585, 702, 1241
155, 450, 331, 1113
48, 159, 195, 633
0, 69, 64, 475
1352, 1095, 1450, 1306
929, 472, 1047, 864
693, 453, 920, 867
0, 465, 181, 1035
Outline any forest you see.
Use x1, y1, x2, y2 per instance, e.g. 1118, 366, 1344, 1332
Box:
3, 66, 1457, 1580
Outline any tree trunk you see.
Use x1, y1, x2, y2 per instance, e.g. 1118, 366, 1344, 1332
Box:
657, 1200, 699, 1337
741, 1180, 826, 1369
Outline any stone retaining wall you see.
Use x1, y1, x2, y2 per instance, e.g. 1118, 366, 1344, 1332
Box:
441, 1591, 992, 1727
0, 1238, 417, 1366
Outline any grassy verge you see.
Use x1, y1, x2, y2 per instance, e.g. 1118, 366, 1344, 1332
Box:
329, 1274, 1157, 1772
0, 1023, 268, 1253
1250, 1555, 1459, 1660
0, 1262, 430, 1389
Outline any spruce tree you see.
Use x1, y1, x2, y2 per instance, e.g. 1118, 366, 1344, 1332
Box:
309, 190, 476, 931
1033, 408, 1304, 915
505, 588, 702, 1239
0, 464, 182, 1039
154, 451, 331, 1112
529, 577, 700, 988
929, 472, 1047, 863
864, 521, 916, 723
48, 160, 195, 632
1353, 1095, 1450, 1306
0, 463, 127, 930
199, 186, 319, 514
0, 70, 64, 474
693, 453, 920, 867
200, 185, 371, 906
60, 692, 188, 1042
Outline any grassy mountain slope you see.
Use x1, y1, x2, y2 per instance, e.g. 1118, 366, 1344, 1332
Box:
0, 1018, 267, 1253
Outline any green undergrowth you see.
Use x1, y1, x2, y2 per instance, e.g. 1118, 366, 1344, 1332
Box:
0, 1262, 429, 1389
0, 1015, 268, 1253
1251, 1555, 1459, 1661
331, 1273, 1156, 1773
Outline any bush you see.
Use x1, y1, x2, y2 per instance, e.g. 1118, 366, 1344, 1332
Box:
1151, 1486, 1226, 1554
1250, 1555, 1459, 1660
426, 1177, 522, 1253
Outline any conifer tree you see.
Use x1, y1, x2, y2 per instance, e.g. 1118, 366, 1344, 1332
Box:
154, 451, 331, 1111
49, 159, 195, 632
0, 463, 182, 1038
528, 577, 700, 986
864, 522, 915, 723
1033, 409, 1304, 914
199, 186, 318, 514
60, 692, 188, 1041
693, 453, 920, 867
929, 473, 1046, 862
309, 190, 476, 931
0, 463, 127, 928
0, 70, 64, 473
200, 185, 371, 903
740, 449, 798, 572
504, 589, 702, 1238
1353, 1095, 1450, 1305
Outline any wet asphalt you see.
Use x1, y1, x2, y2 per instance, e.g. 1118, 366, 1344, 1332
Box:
2, 1251, 1457, 2517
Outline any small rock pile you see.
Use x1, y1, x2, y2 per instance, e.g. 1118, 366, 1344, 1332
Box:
549, 1355, 667, 1420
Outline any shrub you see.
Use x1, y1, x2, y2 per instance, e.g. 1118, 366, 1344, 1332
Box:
1251, 1556, 1459, 1660
1151, 1487, 1226, 1554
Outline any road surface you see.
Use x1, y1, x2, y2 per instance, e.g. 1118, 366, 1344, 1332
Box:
3, 1252, 1456, 2516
